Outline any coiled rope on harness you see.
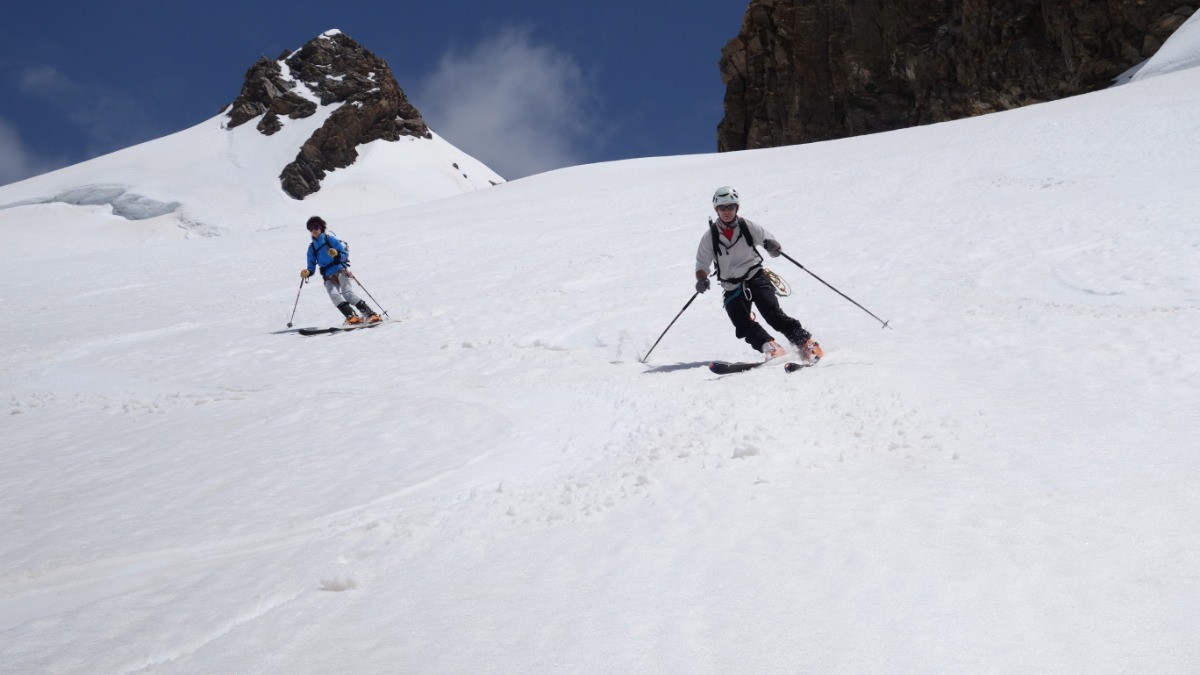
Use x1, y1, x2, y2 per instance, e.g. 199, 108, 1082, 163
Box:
765, 268, 790, 297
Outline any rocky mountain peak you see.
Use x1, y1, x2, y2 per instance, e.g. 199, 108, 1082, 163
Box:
223, 30, 431, 199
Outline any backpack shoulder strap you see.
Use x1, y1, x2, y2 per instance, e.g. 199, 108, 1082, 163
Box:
708, 219, 720, 260
708, 219, 727, 280
737, 217, 755, 248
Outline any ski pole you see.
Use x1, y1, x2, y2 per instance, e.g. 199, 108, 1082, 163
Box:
349, 273, 389, 319
778, 251, 892, 329
641, 292, 699, 363
286, 277, 307, 328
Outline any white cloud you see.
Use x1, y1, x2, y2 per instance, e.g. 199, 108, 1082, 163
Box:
0, 117, 44, 186
20, 65, 71, 93
414, 27, 598, 179
19, 65, 161, 156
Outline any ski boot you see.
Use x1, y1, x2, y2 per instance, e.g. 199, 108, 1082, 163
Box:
337, 302, 363, 325
356, 300, 382, 324
761, 340, 787, 361
797, 338, 823, 363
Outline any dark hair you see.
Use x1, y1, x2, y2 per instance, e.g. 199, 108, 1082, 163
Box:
306, 216, 326, 230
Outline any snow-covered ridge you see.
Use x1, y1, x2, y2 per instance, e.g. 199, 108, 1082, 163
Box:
1133, 10, 1200, 81
0, 31, 502, 243
0, 103, 499, 247
1113, 8, 1200, 84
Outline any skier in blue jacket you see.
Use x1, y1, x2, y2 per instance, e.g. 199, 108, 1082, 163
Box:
300, 216, 381, 325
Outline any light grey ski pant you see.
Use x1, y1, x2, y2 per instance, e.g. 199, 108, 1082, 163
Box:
323, 271, 363, 308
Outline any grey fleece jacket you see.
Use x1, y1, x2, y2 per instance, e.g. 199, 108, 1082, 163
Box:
695, 217, 778, 291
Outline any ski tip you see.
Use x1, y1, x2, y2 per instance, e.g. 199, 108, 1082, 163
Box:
709, 361, 763, 375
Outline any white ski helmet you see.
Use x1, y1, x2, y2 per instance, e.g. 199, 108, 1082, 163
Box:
712, 186, 739, 207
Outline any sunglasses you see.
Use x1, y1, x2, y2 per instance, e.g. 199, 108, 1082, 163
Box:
715, 204, 737, 212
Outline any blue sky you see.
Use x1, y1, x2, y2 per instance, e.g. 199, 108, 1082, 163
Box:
0, 1, 749, 184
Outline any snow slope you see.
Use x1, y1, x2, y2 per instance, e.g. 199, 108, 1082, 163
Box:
3, 32, 1200, 675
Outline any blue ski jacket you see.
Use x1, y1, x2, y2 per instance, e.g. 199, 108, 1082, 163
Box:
306, 233, 349, 278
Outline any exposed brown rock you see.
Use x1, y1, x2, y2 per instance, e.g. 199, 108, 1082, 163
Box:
718, 0, 1197, 151
225, 57, 316, 127
256, 111, 282, 136
223, 31, 431, 199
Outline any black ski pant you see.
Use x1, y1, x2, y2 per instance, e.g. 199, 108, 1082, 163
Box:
722, 269, 810, 352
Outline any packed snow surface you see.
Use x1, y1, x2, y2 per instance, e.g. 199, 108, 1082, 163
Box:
3, 31, 1200, 674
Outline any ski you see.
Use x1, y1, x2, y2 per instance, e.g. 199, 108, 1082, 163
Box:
298, 321, 388, 336
710, 355, 819, 375
708, 360, 766, 375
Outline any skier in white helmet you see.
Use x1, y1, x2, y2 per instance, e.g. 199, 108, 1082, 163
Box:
694, 186, 823, 362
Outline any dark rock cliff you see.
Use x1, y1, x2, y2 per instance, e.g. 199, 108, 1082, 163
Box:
223, 30, 431, 199
718, 0, 1196, 151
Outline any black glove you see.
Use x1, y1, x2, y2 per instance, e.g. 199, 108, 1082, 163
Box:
695, 277, 711, 294
763, 239, 782, 257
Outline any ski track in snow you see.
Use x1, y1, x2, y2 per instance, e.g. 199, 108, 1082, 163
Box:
0, 276, 978, 670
